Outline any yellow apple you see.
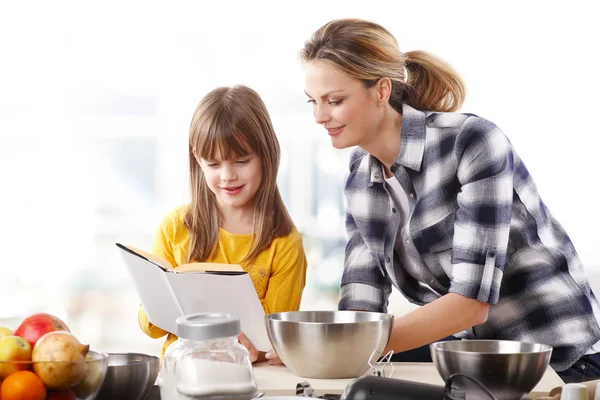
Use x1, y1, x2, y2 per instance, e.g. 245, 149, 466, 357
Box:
0, 327, 13, 339
0, 335, 32, 378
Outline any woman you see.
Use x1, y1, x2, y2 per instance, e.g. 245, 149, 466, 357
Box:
300, 18, 600, 383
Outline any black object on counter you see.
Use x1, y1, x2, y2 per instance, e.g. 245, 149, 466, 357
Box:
144, 386, 161, 400
341, 375, 446, 400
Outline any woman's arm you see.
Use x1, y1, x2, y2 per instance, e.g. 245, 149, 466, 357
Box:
339, 211, 392, 312
386, 118, 514, 353
385, 293, 489, 353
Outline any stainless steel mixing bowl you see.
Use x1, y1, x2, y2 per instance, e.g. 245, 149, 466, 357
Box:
265, 311, 393, 379
95, 352, 160, 400
430, 340, 553, 400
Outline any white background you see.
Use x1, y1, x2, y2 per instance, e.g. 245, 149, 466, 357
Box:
0, 1, 598, 355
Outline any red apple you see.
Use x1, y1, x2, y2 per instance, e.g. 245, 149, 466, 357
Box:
13, 313, 70, 348
46, 389, 77, 400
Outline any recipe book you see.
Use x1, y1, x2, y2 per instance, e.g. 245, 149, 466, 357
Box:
116, 243, 270, 351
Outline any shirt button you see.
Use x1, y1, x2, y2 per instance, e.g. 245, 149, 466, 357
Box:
392, 207, 396, 213
409, 193, 414, 198
386, 257, 391, 263
405, 240, 410, 244
374, 174, 381, 180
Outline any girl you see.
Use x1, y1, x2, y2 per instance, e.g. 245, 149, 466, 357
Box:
138, 85, 307, 363
301, 18, 600, 383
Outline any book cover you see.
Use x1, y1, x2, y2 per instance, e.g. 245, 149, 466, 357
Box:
116, 243, 270, 351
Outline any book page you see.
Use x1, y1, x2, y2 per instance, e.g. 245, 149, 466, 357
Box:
165, 273, 270, 351
174, 262, 244, 273
116, 244, 183, 333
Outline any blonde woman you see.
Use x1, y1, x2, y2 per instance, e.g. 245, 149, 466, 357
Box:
301, 18, 600, 383
138, 85, 307, 364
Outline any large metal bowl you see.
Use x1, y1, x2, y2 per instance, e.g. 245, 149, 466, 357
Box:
95, 353, 160, 400
430, 340, 553, 400
265, 311, 393, 379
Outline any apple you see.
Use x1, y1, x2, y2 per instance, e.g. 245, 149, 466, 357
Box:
0, 335, 32, 378
46, 389, 77, 400
14, 313, 70, 348
0, 326, 13, 339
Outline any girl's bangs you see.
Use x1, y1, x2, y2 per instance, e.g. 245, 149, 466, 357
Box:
194, 119, 254, 161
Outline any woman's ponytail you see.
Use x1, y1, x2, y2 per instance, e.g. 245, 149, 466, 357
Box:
404, 50, 465, 112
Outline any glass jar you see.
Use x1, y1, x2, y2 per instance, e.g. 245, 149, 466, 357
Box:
159, 313, 257, 400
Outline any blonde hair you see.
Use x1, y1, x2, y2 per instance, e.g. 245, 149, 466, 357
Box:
300, 18, 465, 113
185, 85, 294, 263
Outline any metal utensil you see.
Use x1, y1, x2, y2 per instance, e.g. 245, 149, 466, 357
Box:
95, 352, 160, 400
430, 340, 552, 400
265, 311, 393, 379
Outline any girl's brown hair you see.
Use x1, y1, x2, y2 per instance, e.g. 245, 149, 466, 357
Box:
185, 85, 294, 263
300, 18, 465, 113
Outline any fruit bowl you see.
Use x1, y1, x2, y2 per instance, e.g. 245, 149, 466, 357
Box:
0, 350, 109, 400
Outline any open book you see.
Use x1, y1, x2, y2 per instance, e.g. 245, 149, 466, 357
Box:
116, 243, 270, 351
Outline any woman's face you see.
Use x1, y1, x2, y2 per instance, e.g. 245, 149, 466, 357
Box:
304, 60, 382, 149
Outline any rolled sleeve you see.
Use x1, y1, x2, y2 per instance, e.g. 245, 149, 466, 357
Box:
450, 118, 514, 304
449, 249, 504, 304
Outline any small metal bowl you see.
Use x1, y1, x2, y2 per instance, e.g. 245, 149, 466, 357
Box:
430, 340, 552, 400
95, 352, 160, 400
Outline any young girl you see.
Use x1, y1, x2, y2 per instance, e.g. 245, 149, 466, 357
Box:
301, 18, 600, 382
138, 85, 307, 363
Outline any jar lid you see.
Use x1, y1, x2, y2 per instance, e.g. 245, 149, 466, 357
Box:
176, 313, 241, 340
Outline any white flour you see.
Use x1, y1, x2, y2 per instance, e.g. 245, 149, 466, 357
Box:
159, 358, 256, 400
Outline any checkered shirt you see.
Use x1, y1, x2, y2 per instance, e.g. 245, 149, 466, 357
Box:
339, 104, 600, 371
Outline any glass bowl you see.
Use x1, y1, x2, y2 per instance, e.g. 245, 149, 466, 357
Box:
0, 350, 109, 400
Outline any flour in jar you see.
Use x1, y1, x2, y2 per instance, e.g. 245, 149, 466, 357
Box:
160, 358, 256, 400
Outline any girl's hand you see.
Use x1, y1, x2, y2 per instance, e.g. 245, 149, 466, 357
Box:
237, 332, 259, 362
237, 332, 284, 365
265, 349, 284, 366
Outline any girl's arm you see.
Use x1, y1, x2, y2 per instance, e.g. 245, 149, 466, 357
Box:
138, 305, 168, 338
257, 229, 307, 364
384, 293, 489, 353
262, 229, 308, 314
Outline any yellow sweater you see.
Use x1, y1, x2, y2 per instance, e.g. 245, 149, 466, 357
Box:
138, 206, 308, 359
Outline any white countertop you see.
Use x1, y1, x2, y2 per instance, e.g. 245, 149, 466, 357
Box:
253, 362, 564, 398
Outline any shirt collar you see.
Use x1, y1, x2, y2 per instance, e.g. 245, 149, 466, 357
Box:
368, 104, 427, 183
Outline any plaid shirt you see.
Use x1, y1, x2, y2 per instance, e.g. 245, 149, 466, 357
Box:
339, 104, 600, 371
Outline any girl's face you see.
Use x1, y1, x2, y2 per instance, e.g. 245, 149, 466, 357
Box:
304, 60, 382, 149
196, 149, 262, 213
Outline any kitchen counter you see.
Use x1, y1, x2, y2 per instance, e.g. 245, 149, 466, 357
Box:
252, 362, 565, 398
144, 362, 565, 399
